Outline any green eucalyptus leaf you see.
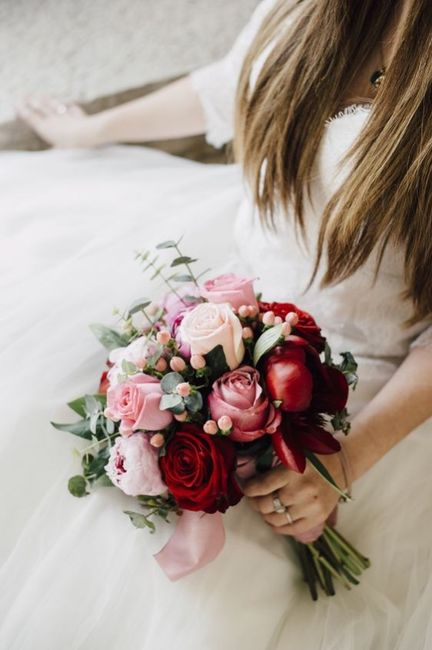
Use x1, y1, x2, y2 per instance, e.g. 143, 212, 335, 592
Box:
124, 511, 156, 532
184, 391, 203, 413
68, 475, 89, 498
171, 274, 194, 283
253, 323, 284, 366
51, 419, 93, 440
161, 372, 184, 393
127, 298, 151, 316
159, 393, 184, 412
89, 323, 129, 351
156, 240, 177, 249
183, 295, 202, 303
171, 256, 198, 267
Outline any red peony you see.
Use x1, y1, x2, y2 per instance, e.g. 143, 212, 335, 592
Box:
259, 301, 326, 352
263, 338, 314, 412
311, 365, 348, 414
159, 424, 243, 513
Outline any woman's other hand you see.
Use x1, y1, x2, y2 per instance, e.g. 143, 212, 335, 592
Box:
16, 96, 98, 148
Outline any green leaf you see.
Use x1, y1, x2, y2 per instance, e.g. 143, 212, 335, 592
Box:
89, 323, 129, 351
85, 451, 110, 479
93, 474, 114, 488
184, 391, 203, 413
324, 341, 333, 366
68, 475, 89, 498
124, 510, 156, 532
67, 396, 87, 418
304, 450, 351, 502
171, 256, 198, 267
183, 295, 202, 303
171, 274, 194, 283
127, 298, 151, 316
204, 345, 230, 380
121, 360, 138, 376
159, 393, 184, 413
51, 419, 93, 440
338, 351, 359, 389
156, 240, 177, 249
253, 323, 284, 366
161, 372, 184, 393
272, 400, 283, 408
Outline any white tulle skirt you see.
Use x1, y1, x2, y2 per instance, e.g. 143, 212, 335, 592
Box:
1, 145, 431, 650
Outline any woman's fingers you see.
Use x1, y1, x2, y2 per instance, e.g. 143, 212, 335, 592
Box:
242, 464, 291, 497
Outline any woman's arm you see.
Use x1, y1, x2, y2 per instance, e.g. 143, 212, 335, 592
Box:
243, 345, 432, 538
16, 76, 206, 148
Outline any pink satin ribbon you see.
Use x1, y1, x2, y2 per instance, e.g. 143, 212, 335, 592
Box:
153, 510, 225, 581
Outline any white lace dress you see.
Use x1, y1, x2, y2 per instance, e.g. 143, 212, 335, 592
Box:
1, 1, 432, 649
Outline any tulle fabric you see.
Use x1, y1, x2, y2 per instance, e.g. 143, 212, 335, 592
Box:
1, 145, 432, 650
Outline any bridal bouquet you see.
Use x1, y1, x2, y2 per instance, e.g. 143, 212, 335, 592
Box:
53, 239, 369, 600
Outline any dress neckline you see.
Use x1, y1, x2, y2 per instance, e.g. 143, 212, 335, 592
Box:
325, 103, 372, 126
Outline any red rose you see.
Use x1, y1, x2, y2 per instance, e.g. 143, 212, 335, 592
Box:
259, 301, 326, 352
160, 424, 243, 514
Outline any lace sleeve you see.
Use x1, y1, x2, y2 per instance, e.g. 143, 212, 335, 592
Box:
410, 326, 432, 350
189, 0, 279, 148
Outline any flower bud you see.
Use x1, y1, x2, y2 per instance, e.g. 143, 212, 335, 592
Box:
203, 420, 218, 435
176, 382, 191, 398
170, 356, 186, 372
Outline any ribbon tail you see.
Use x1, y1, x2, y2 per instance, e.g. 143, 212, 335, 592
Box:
153, 510, 225, 581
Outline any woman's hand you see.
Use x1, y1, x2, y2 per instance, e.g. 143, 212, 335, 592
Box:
16, 96, 98, 148
242, 452, 344, 542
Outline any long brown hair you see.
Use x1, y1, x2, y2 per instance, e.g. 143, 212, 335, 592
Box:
234, 0, 432, 324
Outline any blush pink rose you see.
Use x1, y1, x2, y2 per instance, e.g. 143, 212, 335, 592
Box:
106, 374, 173, 436
201, 274, 258, 311
208, 366, 282, 442
179, 302, 245, 370
105, 433, 167, 496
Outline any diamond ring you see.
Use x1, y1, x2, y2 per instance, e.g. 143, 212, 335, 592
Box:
272, 492, 286, 514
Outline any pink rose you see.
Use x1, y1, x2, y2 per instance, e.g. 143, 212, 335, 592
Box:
201, 274, 258, 311
208, 366, 281, 442
163, 285, 201, 328
105, 433, 167, 496
179, 302, 245, 370
106, 374, 173, 436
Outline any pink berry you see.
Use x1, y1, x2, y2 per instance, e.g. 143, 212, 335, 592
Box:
217, 415, 233, 432
248, 305, 259, 317
174, 411, 188, 422
262, 311, 275, 326
285, 312, 299, 326
274, 316, 283, 325
238, 305, 249, 318
150, 433, 165, 448
156, 330, 171, 345
281, 322, 292, 338
190, 354, 206, 370
242, 326, 253, 340
203, 420, 218, 435
176, 382, 191, 398
170, 356, 186, 372
155, 358, 168, 372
